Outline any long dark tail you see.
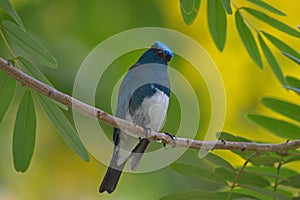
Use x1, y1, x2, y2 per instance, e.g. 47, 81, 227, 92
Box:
99, 162, 125, 194
99, 138, 150, 193
130, 138, 150, 171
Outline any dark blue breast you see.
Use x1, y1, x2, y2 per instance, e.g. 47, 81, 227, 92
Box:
128, 83, 170, 115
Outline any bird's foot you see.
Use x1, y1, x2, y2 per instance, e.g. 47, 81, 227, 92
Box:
163, 132, 176, 148
141, 125, 151, 139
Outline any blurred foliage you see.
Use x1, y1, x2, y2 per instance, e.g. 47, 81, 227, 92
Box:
0, 0, 300, 200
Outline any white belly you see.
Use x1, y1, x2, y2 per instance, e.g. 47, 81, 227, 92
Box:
126, 88, 169, 131
116, 89, 169, 166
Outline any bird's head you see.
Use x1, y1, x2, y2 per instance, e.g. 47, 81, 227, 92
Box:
151, 41, 174, 62
138, 41, 174, 65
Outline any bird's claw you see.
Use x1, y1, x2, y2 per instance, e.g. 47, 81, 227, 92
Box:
141, 125, 151, 138
163, 132, 176, 148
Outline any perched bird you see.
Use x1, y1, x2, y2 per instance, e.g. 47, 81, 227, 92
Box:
99, 41, 173, 194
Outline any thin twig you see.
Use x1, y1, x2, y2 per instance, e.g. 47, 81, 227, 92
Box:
231, 0, 260, 33
1, 57, 300, 152
273, 161, 283, 200
226, 153, 257, 200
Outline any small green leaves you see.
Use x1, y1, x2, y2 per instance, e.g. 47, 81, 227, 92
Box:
247, 114, 300, 139
235, 11, 263, 68
203, 153, 235, 172
221, 0, 232, 15
250, 155, 282, 167
240, 184, 291, 200
243, 8, 300, 38
249, 97, 300, 139
262, 32, 300, 61
19, 57, 68, 110
160, 191, 257, 200
1, 20, 57, 68
207, 0, 227, 51
261, 97, 300, 122
247, 0, 286, 16
19, 57, 53, 86
281, 175, 300, 189
216, 167, 270, 187
179, 0, 201, 25
36, 93, 89, 162
0, 0, 24, 28
13, 90, 36, 172
170, 163, 226, 185
286, 76, 300, 95
257, 34, 285, 84
217, 131, 252, 142
0, 70, 16, 123
282, 52, 300, 65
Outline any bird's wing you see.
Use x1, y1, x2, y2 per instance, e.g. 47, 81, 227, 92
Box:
112, 63, 142, 166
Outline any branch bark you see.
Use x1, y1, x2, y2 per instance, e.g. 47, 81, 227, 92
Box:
1, 57, 300, 153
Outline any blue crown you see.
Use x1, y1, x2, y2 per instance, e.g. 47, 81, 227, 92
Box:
151, 41, 174, 58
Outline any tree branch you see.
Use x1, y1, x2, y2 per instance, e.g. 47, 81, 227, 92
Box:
1, 57, 300, 152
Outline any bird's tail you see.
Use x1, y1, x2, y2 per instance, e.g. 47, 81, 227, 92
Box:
99, 160, 125, 194
99, 138, 150, 193
130, 138, 150, 171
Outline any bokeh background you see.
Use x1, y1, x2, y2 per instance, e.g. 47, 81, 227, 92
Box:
0, 0, 300, 199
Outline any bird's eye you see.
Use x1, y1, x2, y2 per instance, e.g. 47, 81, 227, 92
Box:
157, 49, 164, 55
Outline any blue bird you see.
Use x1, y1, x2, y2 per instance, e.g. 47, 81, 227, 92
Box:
99, 41, 173, 193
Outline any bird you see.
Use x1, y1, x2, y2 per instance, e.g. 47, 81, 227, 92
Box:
99, 41, 174, 194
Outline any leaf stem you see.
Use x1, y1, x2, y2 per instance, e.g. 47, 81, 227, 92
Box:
0, 29, 21, 69
226, 152, 257, 200
231, 0, 260, 33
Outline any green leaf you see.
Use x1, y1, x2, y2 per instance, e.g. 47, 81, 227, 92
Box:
261, 97, 300, 122
240, 184, 291, 200
247, 114, 300, 139
217, 131, 252, 142
243, 7, 300, 38
262, 32, 300, 60
13, 90, 36, 172
257, 34, 285, 84
285, 86, 300, 95
207, 0, 227, 51
285, 76, 300, 95
221, 0, 232, 15
1, 20, 57, 68
0, 0, 24, 28
35, 93, 89, 162
245, 166, 289, 181
235, 11, 263, 68
216, 168, 270, 187
248, 166, 297, 179
286, 76, 300, 92
281, 175, 300, 189
18, 57, 68, 110
0, 70, 16, 123
250, 155, 282, 166
282, 52, 300, 65
179, 0, 201, 25
247, 0, 286, 16
203, 153, 235, 172
286, 76, 300, 89
170, 163, 226, 185
284, 155, 300, 164
160, 191, 257, 200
